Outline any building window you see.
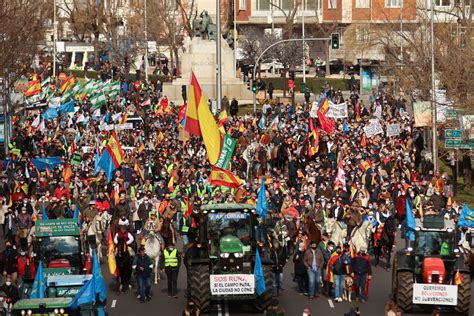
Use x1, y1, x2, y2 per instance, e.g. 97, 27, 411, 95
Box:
355, 0, 370, 8
257, 0, 270, 10
239, 0, 247, 10
385, 0, 401, 7
356, 28, 370, 43
434, 0, 450, 6
281, 0, 294, 10
306, 0, 317, 10
328, 0, 336, 9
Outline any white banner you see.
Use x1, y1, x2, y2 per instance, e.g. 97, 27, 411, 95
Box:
327, 102, 348, 119
364, 120, 384, 138
99, 123, 133, 131
413, 284, 458, 306
386, 123, 401, 137
210, 274, 255, 296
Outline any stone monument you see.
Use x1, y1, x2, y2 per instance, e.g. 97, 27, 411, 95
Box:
163, 12, 253, 103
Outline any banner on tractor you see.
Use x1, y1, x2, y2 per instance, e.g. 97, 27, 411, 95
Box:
412, 284, 458, 306
210, 274, 255, 295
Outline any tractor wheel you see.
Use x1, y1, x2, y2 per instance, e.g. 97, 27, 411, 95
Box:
253, 265, 273, 312
396, 271, 414, 312
455, 273, 471, 315
391, 257, 397, 299
188, 264, 210, 313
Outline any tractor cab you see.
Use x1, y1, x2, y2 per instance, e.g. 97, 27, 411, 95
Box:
393, 214, 470, 315
34, 219, 91, 276
410, 216, 459, 282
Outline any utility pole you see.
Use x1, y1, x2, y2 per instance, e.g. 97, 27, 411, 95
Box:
430, 0, 437, 170
53, 0, 57, 78
144, 0, 149, 82
3, 69, 9, 156
216, 0, 222, 110
302, 0, 306, 84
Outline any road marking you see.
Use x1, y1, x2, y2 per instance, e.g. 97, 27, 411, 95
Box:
217, 301, 222, 316
111, 299, 117, 308
328, 299, 334, 308
224, 299, 229, 316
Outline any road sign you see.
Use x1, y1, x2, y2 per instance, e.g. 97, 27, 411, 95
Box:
460, 143, 474, 149
445, 129, 462, 139
445, 139, 463, 148
446, 109, 458, 118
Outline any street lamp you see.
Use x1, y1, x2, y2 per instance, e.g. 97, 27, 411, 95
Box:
53, 0, 57, 78
430, 0, 437, 170
216, 0, 223, 110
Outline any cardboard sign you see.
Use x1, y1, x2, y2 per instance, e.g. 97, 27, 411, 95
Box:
413, 284, 458, 306
210, 274, 255, 295
364, 120, 383, 138
327, 102, 348, 119
386, 123, 401, 137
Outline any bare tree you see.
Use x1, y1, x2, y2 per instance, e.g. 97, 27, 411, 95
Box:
0, 0, 52, 82
372, 2, 473, 109
176, 0, 198, 38
270, 0, 301, 39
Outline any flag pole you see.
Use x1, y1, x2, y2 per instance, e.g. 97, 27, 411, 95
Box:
53, 0, 57, 78
216, 0, 222, 111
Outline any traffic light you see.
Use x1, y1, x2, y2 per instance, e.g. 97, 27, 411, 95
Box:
251, 80, 257, 93
289, 70, 295, 81
331, 33, 340, 49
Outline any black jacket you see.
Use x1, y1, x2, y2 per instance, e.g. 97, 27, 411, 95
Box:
293, 250, 306, 275
351, 255, 371, 275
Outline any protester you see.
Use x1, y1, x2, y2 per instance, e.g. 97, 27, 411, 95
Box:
133, 246, 153, 302
163, 243, 180, 298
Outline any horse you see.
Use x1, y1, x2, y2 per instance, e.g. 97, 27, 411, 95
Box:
325, 218, 347, 247
374, 216, 397, 269
303, 216, 322, 246
349, 220, 373, 253
270, 142, 289, 171
115, 239, 133, 293
91, 212, 112, 261
144, 224, 162, 284
160, 217, 176, 247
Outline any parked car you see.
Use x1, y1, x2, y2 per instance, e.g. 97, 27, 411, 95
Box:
260, 59, 284, 72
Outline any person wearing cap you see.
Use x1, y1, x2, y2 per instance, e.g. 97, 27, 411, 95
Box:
132, 246, 153, 302
350, 247, 372, 303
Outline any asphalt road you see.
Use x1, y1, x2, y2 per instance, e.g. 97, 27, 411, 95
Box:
102, 233, 474, 316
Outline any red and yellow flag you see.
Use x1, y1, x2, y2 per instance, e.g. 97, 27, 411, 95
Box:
59, 76, 75, 94
107, 230, 118, 277
209, 166, 243, 188
186, 73, 222, 164
454, 270, 464, 285
184, 197, 192, 218
62, 164, 73, 184
134, 161, 144, 181
24, 80, 41, 97
308, 129, 319, 157
105, 132, 124, 167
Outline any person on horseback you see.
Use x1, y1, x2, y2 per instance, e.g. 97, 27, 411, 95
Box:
114, 217, 134, 293
143, 212, 164, 247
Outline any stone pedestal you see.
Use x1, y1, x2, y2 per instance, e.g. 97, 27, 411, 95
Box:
163, 37, 253, 103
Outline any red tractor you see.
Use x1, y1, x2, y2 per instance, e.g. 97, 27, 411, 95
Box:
392, 215, 471, 315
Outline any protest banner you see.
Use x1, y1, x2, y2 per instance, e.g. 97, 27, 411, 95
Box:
386, 123, 401, 137
327, 102, 348, 119
215, 135, 236, 170
364, 120, 384, 138
413, 101, 432, 127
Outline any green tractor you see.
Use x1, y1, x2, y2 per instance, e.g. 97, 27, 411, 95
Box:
11, 297, 99, 315
392, 215, 471, 315
186, 203, 273, 313
34, 219, 92, 276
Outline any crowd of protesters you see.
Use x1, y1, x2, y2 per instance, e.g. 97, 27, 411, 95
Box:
0, 66, 471, 314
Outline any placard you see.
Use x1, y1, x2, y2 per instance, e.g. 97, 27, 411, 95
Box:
364, 120, 383, 138
386, 123, 401, 137
413, 101, 432, 127
210, 274, 255, 295
413, 284, 458, 306
327, 102, 348, 119
215, 135, 236, 170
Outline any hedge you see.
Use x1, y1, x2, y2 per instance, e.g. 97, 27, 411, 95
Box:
67, 69, 172, 83
260, 77, 358, 92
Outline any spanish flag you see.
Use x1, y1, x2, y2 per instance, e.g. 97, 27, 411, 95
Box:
59, 76, 75, 94
209, 166, 243, 188
62, 163, 73, 184
134, 161, 144, 181
238, 121, 246, 133
185, 73, 222, 165
168, 170, 176, 192
454, 269, 464, 285
95, 132, 124, 181
218, 110, 229, 134
359, 160, 371, 172
107, 230, 119, 277
308, 129, 319, 157
184, 197, 192, 218
24, 80, 41, 97
120, 113, 128, 124
317, 94, 335, 134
